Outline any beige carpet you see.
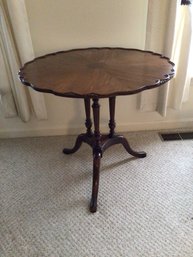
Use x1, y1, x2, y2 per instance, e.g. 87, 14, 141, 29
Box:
1, 131, 193, 257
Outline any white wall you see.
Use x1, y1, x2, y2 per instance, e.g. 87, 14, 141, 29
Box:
26, 0, 147, 55
0, 0, 193, 138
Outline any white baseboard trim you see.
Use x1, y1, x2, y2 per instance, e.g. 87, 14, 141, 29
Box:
1, 119, 193, 138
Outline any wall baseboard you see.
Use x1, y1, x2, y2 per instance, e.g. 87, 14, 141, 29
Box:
1, 119, 193, 138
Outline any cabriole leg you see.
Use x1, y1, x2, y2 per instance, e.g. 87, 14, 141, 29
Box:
90, 152, 101, 213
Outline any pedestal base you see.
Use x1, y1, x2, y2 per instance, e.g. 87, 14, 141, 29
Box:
63, 97, 146, 212
63, 133, 146, 213
63, 133, 146, 158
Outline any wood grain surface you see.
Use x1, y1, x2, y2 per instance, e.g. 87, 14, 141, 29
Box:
19, 48, 174, 98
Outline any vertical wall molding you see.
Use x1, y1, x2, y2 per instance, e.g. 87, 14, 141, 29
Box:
6, 0, 48, 120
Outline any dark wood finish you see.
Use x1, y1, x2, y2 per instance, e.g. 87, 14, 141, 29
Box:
19, 48, 175, 213
19, 48, 174, 99
84, 98, 92, 137
63, 134, 84, 154
62, 98, 146, 212
92, 98, 102, 155
90, 153, 101, 213
108, 97, 116, 138
63, 132, 146, 158
90, 98, 101, 212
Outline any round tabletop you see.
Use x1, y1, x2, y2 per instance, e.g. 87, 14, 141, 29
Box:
19, 48, 174, 98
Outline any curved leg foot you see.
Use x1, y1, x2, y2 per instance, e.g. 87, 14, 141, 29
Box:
120, 136, 146, 158
90, 152, 101, 213
63, 134, 85, 154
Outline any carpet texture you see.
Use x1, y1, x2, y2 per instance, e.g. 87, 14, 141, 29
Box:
1, 132, 193, 257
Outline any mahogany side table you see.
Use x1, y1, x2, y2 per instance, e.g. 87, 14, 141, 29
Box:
19, 48, 174, 212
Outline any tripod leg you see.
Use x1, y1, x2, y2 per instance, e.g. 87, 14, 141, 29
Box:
90, 152, 101, 213
119, 136, 146, 158
63, 134, 85, 154
90, 98, 102, 212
